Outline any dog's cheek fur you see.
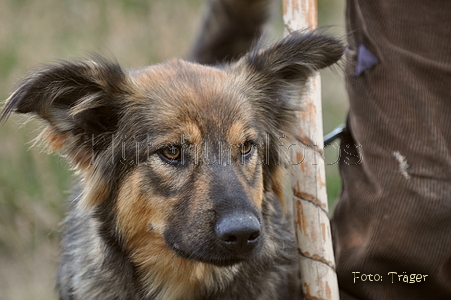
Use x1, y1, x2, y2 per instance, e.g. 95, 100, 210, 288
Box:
240, 152, 264, 209
162, 168, 215, 252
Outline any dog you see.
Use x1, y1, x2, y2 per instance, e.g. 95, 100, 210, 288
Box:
0, 0, 343, 299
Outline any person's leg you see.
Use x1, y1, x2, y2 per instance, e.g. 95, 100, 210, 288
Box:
333, 1, 451, 299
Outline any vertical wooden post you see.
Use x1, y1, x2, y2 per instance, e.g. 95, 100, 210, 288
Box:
282, 1, 340, 299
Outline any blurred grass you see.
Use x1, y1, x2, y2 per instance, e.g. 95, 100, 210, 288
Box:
319, 0, 347, 210
0, 0, 346, 299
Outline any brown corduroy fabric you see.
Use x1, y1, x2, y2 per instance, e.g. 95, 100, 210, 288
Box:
332, 1, 451, 299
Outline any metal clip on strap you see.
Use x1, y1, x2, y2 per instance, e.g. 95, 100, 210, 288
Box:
324, 124, 346, 146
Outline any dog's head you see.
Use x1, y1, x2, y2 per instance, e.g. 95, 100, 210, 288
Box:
1, 30, 342, 292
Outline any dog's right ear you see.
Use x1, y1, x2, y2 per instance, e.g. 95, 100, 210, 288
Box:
0, 58, 130, 208
0, 58, 128, 168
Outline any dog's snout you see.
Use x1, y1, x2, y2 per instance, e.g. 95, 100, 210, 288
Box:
216, 214, 261, 253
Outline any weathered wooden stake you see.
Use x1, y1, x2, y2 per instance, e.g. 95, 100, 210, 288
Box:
282, 1, 340, 299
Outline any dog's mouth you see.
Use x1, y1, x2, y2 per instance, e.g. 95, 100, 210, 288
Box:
169, 242, 252, 267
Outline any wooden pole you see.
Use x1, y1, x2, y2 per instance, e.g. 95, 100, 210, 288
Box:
282, 1, 340, 299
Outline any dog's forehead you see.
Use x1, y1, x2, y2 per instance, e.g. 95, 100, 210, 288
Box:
129, 59, 256, 143
131, 59, 234, 101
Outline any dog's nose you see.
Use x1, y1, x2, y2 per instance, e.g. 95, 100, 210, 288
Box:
215, 214, 261, 253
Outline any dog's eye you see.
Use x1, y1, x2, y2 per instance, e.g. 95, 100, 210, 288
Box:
158, 145, 182, 164
240, 141, 254, 157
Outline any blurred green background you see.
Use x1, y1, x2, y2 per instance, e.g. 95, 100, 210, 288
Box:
0, 0, 346, 298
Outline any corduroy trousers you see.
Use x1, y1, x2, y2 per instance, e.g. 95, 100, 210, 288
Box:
332, 1, 451, 299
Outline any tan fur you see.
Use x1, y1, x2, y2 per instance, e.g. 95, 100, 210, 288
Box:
238, 148, 265, 209
79, 173, 110, 209
35, 126, 67, 152
271, 165, 287, 213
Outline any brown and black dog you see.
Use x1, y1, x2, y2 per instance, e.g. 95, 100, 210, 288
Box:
0, 0, 342, 299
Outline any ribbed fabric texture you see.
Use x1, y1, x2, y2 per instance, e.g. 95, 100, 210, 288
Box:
332, 1, 451, 299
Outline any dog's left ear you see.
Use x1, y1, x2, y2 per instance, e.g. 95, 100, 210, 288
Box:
239, 30, 343, 86
230, 30, 343, 135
